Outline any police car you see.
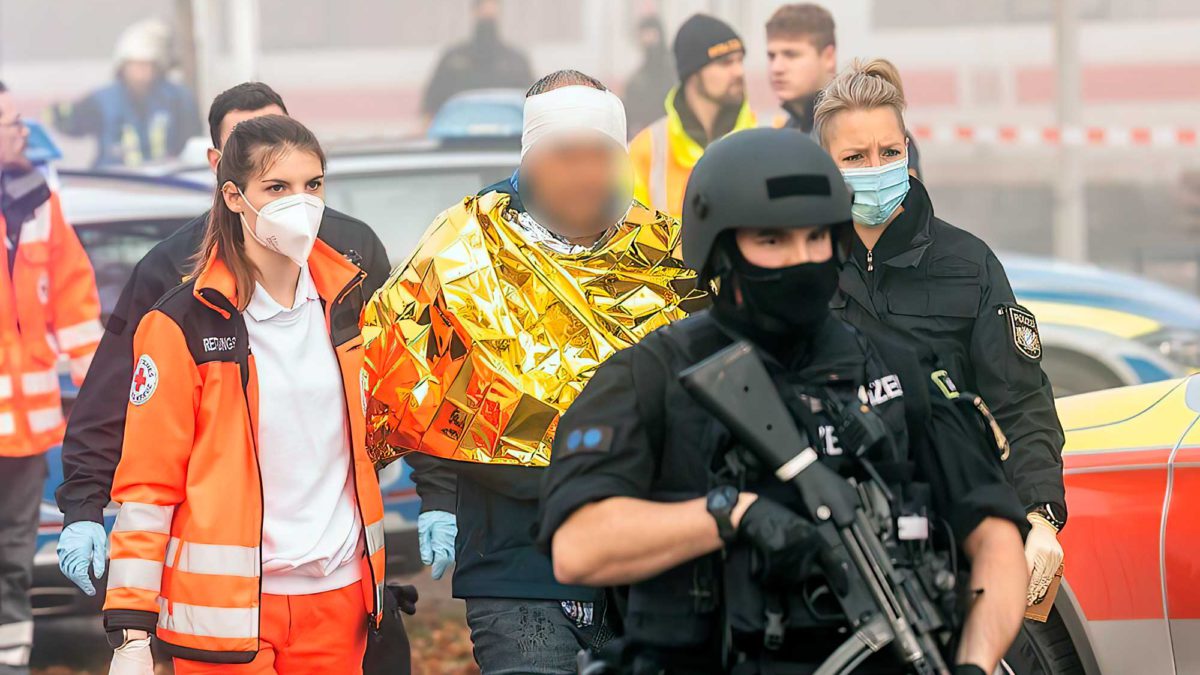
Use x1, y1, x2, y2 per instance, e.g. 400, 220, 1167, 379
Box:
1002, 375, 1200, 675
1005, 253, 1195, 395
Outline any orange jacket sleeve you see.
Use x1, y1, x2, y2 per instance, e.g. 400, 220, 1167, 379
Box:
46, 192, 103, 384
104, 309, 200, 621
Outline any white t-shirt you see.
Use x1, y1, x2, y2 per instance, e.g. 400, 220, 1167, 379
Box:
244, 268, 362, 595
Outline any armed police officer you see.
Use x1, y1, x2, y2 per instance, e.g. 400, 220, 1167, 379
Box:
538, 129, 1028, 674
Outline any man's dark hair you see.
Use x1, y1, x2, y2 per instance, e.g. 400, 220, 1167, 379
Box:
766, 3, 836, 51
206, 82, 289, 147
526, 70, 607, 98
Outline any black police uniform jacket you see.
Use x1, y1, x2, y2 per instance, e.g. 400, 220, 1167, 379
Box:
833, 178, 1067, 521
538, 310, 1027, 671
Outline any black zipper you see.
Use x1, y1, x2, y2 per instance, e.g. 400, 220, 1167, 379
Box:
329, 270, 381, 622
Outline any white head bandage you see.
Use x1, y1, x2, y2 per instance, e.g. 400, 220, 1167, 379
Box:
521, 85, 628, 160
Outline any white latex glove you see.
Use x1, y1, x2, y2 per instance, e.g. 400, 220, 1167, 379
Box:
109, 631, 154, 675
1024, 514, 1064, 606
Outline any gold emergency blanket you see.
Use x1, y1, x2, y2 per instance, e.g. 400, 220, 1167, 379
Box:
363, 191, 703, 468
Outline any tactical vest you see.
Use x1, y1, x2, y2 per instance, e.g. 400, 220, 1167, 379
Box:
615, 313, 956, 670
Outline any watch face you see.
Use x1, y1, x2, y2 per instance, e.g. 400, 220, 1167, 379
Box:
710, 486, 737, 511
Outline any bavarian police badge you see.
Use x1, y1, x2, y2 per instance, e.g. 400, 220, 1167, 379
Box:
1006, 305, 1042, 361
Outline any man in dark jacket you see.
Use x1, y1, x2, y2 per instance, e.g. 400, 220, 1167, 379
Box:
419, 0, 534, 122
765, 4, 923, 177
623, 15, 676, 136
54, 81, 393, 589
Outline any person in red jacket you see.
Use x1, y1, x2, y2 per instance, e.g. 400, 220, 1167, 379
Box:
0, 80, 102, 674
103, 115, 385, 674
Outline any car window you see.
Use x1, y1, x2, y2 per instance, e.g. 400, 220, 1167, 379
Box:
324, 168, 514, 265
75, 219, 192, 319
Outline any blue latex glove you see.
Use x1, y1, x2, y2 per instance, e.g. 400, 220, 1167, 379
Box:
58, 521, 108, 596
417, 511, 457, 581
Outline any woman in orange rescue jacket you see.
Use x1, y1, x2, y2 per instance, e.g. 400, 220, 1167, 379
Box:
101, 115, 385, 674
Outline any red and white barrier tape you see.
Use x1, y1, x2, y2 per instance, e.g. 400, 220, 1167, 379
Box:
909, 124, 1198, 147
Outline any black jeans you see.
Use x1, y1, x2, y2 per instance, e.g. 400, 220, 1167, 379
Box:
465, 598, 602, 675
0, 455, 46, 675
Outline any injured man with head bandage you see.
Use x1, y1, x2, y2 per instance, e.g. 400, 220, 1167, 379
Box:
362, 69, 705, 673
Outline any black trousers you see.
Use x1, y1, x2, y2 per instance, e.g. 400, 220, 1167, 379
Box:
0, 454, 46, 675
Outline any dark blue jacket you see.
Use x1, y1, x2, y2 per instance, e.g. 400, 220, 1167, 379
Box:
53, 79, 201, 168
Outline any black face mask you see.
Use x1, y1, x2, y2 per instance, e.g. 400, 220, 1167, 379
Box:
711, 236, 839, 346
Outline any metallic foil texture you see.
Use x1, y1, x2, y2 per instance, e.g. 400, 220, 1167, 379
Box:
363, 192, 703, 468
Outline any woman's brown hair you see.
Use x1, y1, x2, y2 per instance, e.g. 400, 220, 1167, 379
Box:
812, 58, 907, 149
193, 114, 326, 310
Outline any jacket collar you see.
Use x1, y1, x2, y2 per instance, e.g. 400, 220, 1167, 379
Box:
781, 91, 819, 134
848, 177, 935, 272
194, 238, 363, 319
664, 87, 757, 169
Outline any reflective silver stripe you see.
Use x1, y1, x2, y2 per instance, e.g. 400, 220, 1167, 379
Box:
365, 519, 386, 556
0, 375, 12, 398
107, 558, 164, 592
113, 502, 175, 535
0, 412, 14, 435
158, 598, 258, 639
648, 118, 668, 212
18, 203, 51, 244
27, 405, 63, 433
165, 538, 259, 578
0, 620, 33, 653
56, 319, 104, 352
0, 645, 30, 667
20, 369, 59, 395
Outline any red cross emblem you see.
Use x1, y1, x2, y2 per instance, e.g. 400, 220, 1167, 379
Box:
129, 355, 158, 406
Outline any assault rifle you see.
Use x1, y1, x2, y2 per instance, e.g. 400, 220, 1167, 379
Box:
679, 341, 954, 675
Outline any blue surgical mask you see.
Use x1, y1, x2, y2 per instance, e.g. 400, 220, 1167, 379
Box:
841, 156, 910, 228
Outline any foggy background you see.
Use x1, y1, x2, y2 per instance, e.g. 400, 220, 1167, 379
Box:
1, 0, 1198, 287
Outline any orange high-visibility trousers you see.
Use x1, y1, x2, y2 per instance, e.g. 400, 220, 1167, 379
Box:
172, 582, 367, 675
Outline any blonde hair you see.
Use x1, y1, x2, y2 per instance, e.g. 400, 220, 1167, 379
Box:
813, 58, 906, 148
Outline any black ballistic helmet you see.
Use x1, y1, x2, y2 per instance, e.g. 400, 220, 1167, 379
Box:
681, 128, 852, 282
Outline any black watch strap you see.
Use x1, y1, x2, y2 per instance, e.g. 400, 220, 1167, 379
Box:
707, 485, 739, 543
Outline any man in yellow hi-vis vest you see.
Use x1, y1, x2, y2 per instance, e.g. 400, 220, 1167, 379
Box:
630, 14, 757, 218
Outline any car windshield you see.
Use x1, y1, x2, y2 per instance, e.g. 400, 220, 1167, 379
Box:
324, 167, 512, 265
75, 219, 192, 319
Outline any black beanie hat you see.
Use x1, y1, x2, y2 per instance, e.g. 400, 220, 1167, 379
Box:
673, 14, 744, 83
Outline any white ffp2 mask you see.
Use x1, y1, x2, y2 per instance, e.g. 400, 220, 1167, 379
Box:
237, 189, 325, 266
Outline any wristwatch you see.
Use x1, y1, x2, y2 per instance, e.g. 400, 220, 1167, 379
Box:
707, 485, 740, 543
1029, 503, 1065, 532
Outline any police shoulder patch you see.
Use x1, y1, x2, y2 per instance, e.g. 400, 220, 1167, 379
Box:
129, 354, 159, 406
1005, 305, 1042, 361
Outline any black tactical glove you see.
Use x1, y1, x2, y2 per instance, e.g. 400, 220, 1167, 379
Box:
738, 497, 849, 594
953, 665, 987, 675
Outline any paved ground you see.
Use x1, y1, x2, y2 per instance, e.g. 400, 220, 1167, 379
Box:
31, 569, 479, 675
